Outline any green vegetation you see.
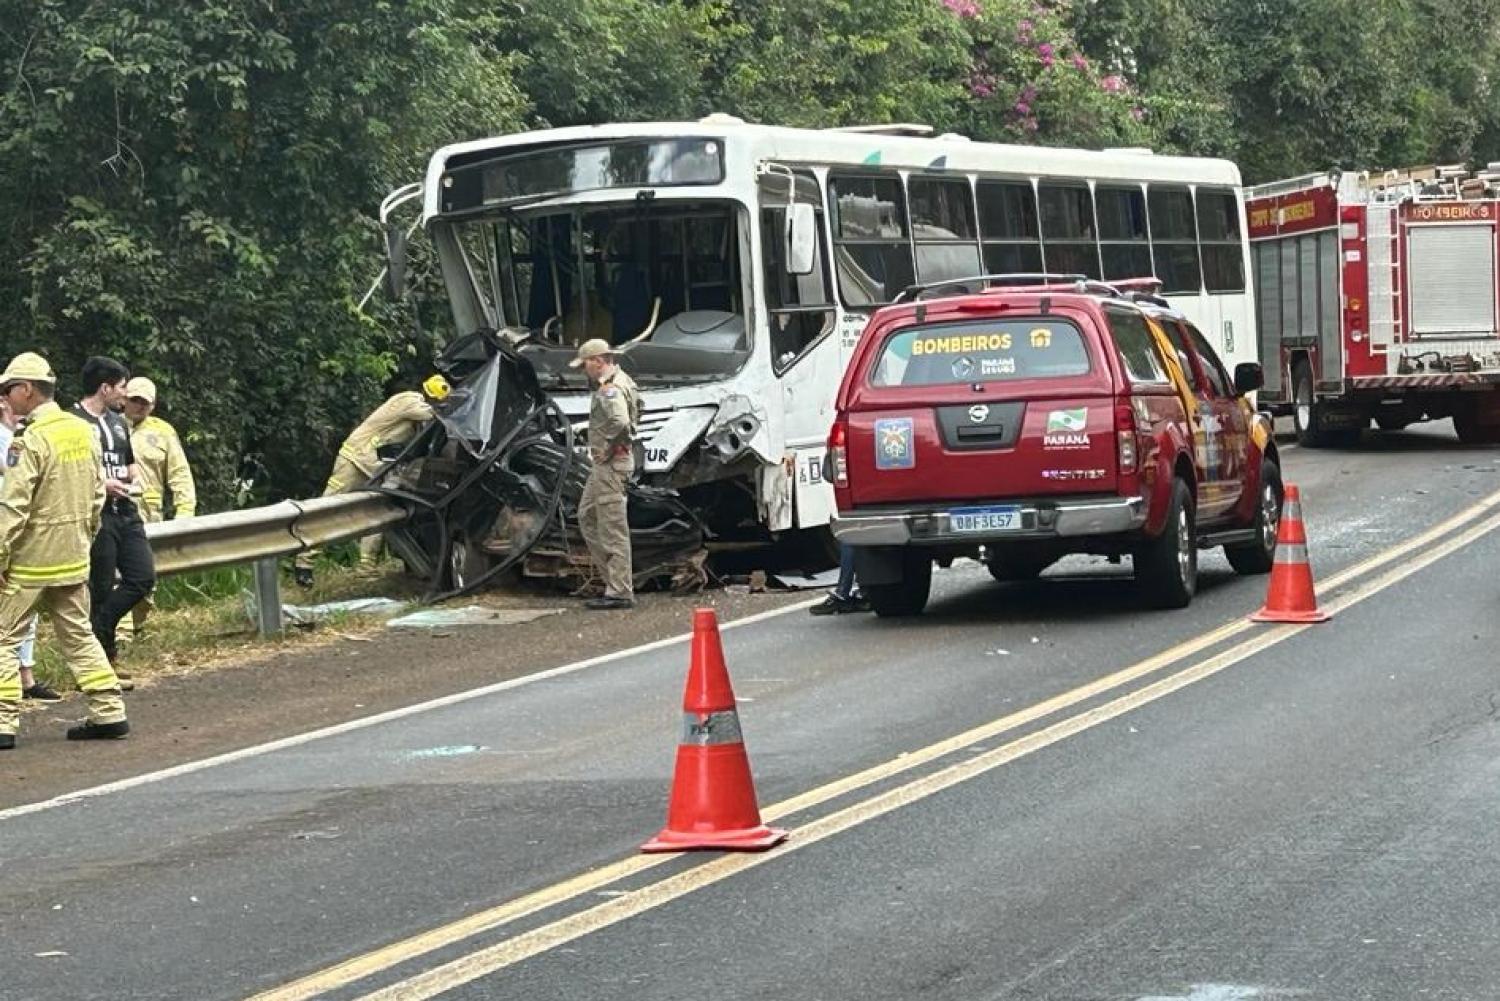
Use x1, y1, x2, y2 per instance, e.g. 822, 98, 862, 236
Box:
1, 0, 1496, 507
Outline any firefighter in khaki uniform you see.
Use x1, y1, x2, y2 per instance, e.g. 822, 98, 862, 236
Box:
294, 378, 446, 585
122, 376, 196, 637
571, 339, 639, 610
0, 353, 128, 748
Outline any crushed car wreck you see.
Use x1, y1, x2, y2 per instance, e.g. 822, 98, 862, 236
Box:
367, 329, 708, 599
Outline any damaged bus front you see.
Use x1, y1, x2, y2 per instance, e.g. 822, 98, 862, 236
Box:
382, 122, 839, 589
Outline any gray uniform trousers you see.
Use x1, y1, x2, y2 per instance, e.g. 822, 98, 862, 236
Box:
578, 457, 633, 599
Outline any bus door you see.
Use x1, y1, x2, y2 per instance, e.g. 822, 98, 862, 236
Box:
759, 167, 840, 526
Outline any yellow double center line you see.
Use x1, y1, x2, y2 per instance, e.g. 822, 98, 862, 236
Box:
253, 486, 1500, 1001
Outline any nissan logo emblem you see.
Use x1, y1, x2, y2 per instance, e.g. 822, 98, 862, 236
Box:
968, 404, 990, 423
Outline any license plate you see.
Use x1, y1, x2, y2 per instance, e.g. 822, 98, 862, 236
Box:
949, 506, 1021, 533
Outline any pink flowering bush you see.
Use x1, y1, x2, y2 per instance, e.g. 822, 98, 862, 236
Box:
942, 0, 981, 17
941, 0, 1150, 147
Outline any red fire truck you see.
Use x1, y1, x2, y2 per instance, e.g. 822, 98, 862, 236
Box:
1245, 164, 1500, 445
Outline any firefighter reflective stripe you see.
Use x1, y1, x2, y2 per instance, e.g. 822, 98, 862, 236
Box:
9, 560, 91, 584
75, 667, 120, 692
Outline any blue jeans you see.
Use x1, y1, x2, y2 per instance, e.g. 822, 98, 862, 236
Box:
835, 543, 856, 599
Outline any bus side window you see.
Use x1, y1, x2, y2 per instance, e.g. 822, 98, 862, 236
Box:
829, 172, 916, 307
977, 180, 1043, 275
1039, 182, 1101, 279
1097, 185, 1152, 282
1148, 186, 1203, 294
761, 170, 835, 373
908, 176, 981, 283
1198, 188, 1245, 293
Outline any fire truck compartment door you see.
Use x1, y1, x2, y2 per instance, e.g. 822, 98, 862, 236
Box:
1408, 224, 1497, 337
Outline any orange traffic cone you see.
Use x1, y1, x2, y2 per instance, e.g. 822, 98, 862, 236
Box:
1251, 483, 1331, 624
642, 608, 788, 853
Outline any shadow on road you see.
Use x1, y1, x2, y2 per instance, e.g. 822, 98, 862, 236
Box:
904, 564, 1243, 626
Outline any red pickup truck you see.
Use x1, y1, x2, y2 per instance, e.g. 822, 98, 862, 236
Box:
828, 280, 1283, 616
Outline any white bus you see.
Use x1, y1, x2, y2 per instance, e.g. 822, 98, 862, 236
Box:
394, 115, 1255, 554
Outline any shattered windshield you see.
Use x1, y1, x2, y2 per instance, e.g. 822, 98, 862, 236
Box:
435, 201, 750, 388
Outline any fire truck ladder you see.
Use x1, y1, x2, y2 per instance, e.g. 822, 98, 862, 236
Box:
1365, 201, 1400, 355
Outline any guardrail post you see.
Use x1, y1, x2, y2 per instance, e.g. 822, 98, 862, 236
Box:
253, 557, 283, 637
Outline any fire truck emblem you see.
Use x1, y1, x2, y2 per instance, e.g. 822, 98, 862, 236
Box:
873, 417, 915, 470
1030, 328, 1053, 348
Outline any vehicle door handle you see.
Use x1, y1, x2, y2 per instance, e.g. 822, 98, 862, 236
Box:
956, 425, 1005, 440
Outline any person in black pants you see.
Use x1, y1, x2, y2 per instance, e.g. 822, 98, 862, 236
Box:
72, 357, 155, 677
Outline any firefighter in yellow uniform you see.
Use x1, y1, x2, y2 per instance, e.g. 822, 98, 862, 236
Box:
121, 376, 196, 637
571, 339, 639, 609
0, 353, 128, 748
293, 377, 446, 585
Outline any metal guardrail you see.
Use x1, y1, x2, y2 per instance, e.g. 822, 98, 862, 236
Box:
144, 492, 409, 636
144, 492, 407, 576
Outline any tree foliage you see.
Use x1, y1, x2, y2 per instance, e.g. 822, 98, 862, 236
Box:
2, 0, 1497, 506
0, 0, 524, 504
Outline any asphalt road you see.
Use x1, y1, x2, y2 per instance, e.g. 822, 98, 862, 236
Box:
4, 426, 1500, 1001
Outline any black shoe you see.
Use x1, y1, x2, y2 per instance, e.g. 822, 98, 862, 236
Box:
585, 595, 634, 610
294, 567, 315, 588
810, 593, 868, 615
22, 683, 62, 702
0, 734, 13, 750
66, 719, 130, 741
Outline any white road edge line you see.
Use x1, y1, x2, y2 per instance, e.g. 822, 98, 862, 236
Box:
0, 597, 821, 823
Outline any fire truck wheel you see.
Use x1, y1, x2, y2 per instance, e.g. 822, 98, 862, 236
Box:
1453, 407, 1500, 445
1292, 361, 1360, 448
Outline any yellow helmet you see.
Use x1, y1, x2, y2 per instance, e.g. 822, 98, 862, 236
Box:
0, 352, 56, 389
422, 373, 451, 401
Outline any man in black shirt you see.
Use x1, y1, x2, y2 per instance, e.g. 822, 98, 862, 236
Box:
72, 357, 155, 670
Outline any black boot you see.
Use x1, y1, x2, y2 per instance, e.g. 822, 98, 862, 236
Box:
0, 733, 14, 750
66, 719, 130, 741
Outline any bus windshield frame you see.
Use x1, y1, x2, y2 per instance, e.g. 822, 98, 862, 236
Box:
431, 194, 754, 390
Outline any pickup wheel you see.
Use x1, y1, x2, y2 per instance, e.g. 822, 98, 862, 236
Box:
1225, 457, 1282, 575
864, 549, 933, 617
1135, 477, 1197, 609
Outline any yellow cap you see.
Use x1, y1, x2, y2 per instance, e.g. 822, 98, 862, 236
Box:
568, 338, 614, 368
0, 352, 56, 389
421, 373, 451, 401
125, 376, 157, 403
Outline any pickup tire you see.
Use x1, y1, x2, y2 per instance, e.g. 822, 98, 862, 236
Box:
1135, 477, 1197, 609
1225, 457, 1282, 575
865, 549, 933, 617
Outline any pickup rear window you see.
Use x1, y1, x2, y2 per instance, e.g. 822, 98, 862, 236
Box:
870, 319, 1091, 387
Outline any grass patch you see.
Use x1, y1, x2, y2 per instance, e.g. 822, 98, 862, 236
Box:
30, 551, 427, 692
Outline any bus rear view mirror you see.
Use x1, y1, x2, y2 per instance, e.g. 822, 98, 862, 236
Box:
384, 225, 408, 301
785, 203, 816, 277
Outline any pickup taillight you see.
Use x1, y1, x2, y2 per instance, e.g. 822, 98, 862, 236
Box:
827, 419, 849, 487
1115, 403, 1139, 475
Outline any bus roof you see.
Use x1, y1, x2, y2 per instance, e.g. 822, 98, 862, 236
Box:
423, 118, 1243, 220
